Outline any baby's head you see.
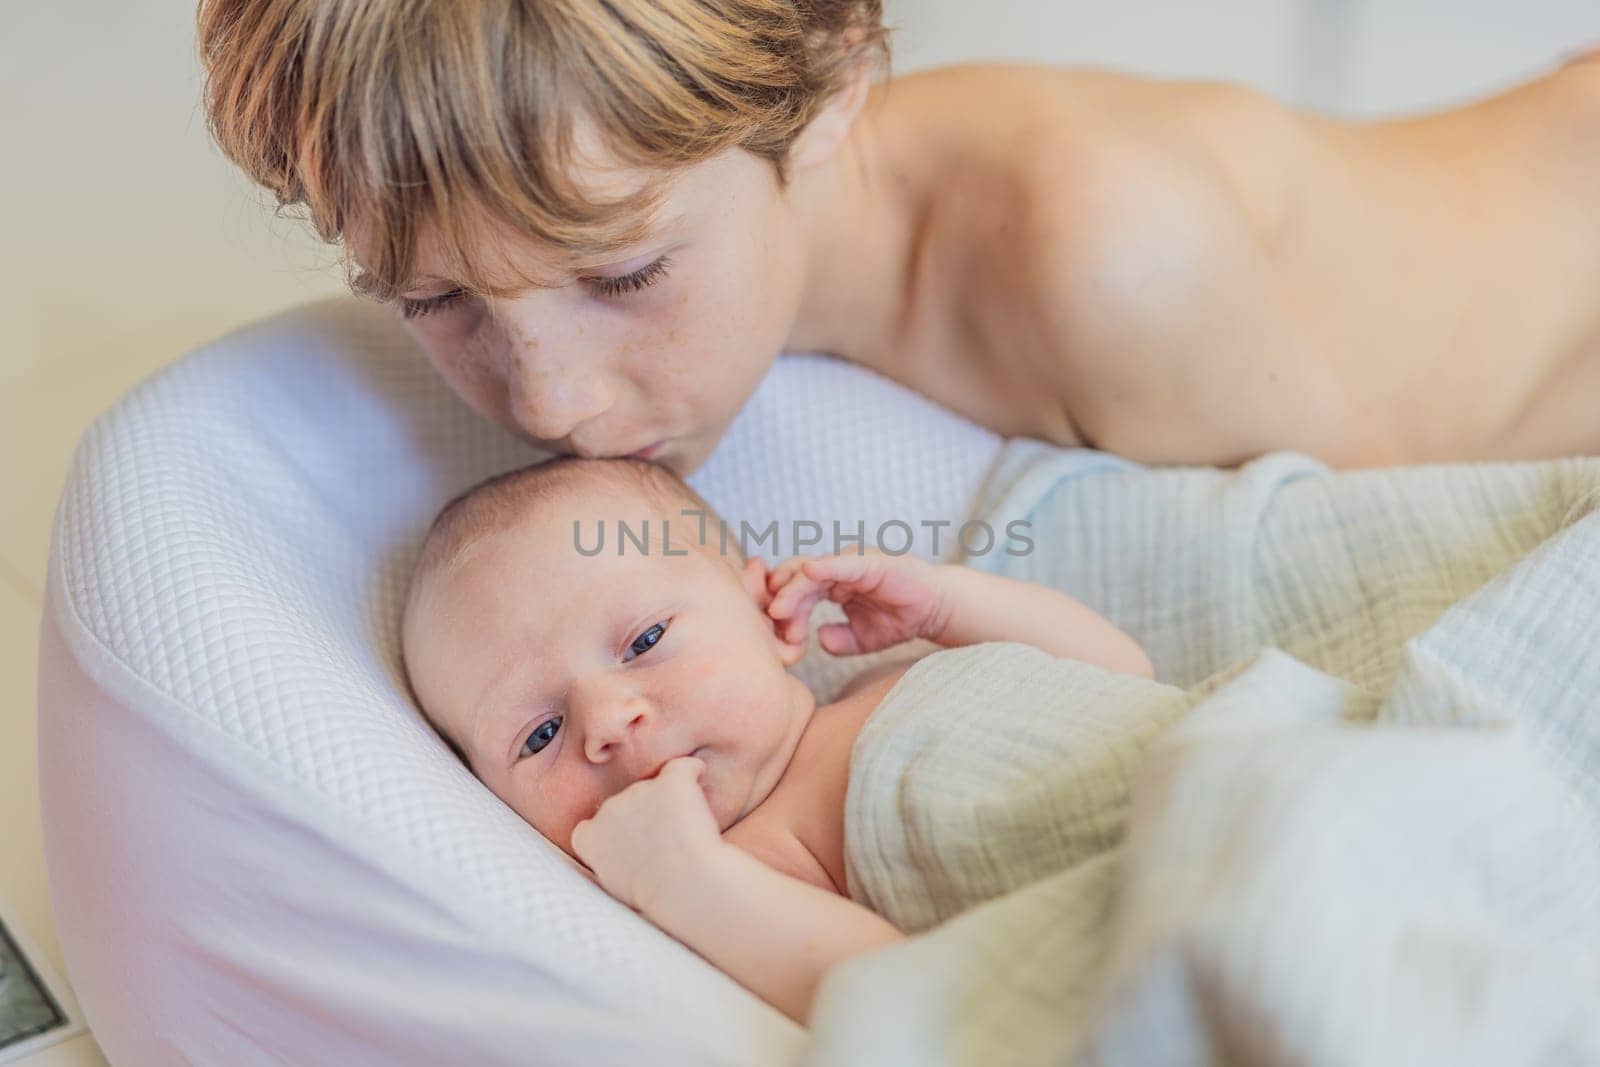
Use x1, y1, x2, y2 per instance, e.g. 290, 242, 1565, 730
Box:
401, 457, 812, 857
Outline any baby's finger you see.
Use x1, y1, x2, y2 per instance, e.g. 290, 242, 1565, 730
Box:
661, 754, 706, 783
570, 819, 594, 863
802, 553, 878, 587
768, 572, 823, 619
571, 859, 601, 887
767, 555, 813, 594
779, 590, 826, 643
817, 622, 862, 656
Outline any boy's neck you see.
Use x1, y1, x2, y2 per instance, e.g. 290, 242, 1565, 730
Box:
782, 80, 931, 372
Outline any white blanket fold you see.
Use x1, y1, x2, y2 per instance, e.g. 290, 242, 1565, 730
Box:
808, 444, 1600, 1067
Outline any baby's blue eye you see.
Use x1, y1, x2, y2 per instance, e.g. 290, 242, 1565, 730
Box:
624, 622, 668, 662
520, 716, 561, 759
517, 623, 666, 759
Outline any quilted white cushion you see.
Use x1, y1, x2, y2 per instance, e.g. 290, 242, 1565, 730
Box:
37, 298, 1002, 1065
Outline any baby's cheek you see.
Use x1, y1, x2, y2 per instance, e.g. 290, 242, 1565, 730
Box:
504, 771, 576, 853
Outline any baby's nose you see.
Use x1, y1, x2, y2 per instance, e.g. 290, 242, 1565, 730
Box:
580, 696, 654, 766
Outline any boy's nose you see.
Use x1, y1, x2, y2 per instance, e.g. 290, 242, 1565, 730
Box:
508, 364, 616, 444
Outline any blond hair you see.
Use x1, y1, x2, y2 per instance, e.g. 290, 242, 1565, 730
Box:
197, 0, 890, 303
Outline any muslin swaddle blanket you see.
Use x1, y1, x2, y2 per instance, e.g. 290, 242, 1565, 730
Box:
843, 642, 1188, 933
810, 443, 1600, 1067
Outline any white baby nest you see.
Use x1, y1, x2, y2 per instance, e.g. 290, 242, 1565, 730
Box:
35, 297, 1005, 1065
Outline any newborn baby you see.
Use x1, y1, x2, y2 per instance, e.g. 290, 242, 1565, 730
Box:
401, 457, 1152, 1024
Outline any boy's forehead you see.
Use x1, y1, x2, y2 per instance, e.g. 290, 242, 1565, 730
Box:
374, 149, 690, 295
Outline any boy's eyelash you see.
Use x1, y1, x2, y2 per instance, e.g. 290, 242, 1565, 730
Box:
399, 255, 674, 320
588, 255, 673, 299
400, 289, 466, 320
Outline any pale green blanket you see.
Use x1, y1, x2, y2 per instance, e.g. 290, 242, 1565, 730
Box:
810, 444, 1600, 1067
843, 642, 1187, 933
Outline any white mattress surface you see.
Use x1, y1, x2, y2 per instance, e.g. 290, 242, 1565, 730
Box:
37, 298, 1004, 1065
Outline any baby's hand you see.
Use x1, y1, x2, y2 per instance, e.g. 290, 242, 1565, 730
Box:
766, 550, 949, 656
570, 756, 724, 915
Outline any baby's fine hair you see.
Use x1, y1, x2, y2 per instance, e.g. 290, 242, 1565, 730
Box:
197, 0, 892, 303
409, 455, 737, 596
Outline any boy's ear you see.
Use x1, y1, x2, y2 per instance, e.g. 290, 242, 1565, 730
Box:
787, 56, 873, 174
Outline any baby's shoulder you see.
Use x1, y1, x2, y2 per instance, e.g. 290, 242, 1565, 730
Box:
721, 657, 923, 895
836, 653, 922, 702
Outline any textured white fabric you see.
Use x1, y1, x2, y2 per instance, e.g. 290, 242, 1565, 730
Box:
809, 441, 1600, 1066
36, 297, 1002, 1066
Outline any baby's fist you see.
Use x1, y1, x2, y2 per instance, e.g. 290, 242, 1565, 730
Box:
571, 756, 722, 914
766, 550, 948, 656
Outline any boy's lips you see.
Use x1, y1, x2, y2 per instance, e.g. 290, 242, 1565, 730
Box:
536, 435, 665, 461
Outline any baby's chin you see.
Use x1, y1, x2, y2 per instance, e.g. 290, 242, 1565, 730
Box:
702, 749, 760, 831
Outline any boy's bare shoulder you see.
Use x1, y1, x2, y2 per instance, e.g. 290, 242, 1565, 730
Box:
880, 63, 1337, 465
888, 61, 1301, 237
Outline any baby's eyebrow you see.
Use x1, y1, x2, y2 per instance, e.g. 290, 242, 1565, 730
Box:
471, 645, 552, 760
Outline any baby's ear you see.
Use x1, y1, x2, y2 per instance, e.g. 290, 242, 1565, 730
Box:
743, 558, 805, 666
740, 557, 773, 610
776, 635, 806, 668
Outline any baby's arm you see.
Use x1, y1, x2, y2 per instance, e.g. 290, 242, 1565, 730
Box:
767, 552, 1153, 678
924, 565, 1153, 676
645, 841, 904, 1025
570, 757, 902, 1026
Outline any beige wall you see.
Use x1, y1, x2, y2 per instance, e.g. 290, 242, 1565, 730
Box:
2, 3, 346, 596
4, 12, 342, 1060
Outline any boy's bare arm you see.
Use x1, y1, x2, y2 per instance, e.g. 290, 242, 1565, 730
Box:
641, 841, 905, 1026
